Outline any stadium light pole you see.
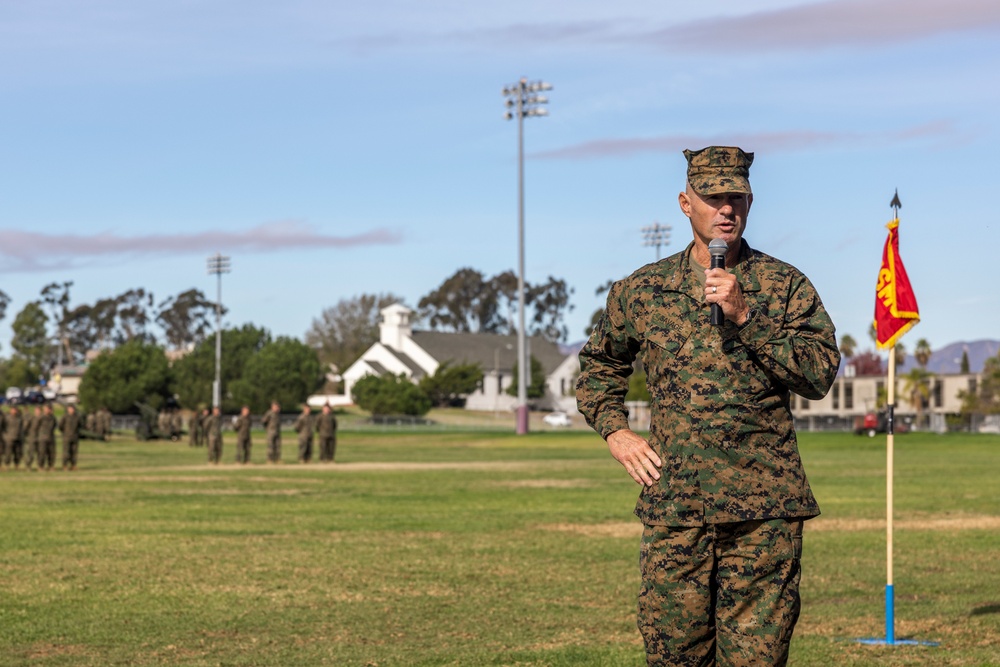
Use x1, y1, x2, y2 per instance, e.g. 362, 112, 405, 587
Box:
642, 222, 671, 260
207, 253, 231, 410
503, 76, 551, 435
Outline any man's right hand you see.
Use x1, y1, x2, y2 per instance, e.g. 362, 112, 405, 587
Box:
606, 429, 662, 486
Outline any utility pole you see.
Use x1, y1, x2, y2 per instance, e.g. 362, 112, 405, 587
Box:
503, 76, 551, 435
206, 253, 231, 410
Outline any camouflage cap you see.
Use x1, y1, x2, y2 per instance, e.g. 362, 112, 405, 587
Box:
683, 146, 753, 195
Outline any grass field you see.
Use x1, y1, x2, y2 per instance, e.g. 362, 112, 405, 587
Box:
1, 425, 998, 666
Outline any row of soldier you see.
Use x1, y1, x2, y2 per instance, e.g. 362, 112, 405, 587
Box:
192, 401, 338, 465
0, 404, 95, 472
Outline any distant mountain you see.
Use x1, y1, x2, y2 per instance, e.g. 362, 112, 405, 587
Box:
561, 338, 1000, 375
897, 339, 999, 375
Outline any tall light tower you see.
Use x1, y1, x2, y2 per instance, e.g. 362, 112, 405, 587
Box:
503, 76, 551, 435
206, 253, 231, 410
642, 222, 671, 260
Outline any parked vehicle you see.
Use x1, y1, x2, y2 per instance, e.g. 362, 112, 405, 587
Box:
543, 411, 572, 427
854, 411, 909, 437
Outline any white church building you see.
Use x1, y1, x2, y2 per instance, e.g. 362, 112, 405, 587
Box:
341, 304, 579, 413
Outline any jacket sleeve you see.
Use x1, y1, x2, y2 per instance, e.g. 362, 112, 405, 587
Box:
732, 272, 841, 400
575, 280, 640, 439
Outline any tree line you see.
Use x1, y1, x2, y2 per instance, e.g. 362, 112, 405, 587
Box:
76, 326, 323, 414
0, 266, 578, 413
0, 282, 223, 390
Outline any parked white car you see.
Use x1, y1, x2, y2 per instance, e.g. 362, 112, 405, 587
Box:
542, 411, 572, 427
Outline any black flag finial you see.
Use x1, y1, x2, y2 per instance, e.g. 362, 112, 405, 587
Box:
890, 189, 902, 218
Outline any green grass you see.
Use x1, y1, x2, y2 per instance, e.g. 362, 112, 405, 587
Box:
0, 429, 998, 666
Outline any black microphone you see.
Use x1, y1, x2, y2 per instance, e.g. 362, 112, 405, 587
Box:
708, 238, 728, 326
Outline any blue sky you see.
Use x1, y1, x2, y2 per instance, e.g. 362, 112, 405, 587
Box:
1, 0, 998, 357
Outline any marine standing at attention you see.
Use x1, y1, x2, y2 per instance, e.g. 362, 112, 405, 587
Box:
261, 401, 282, 464
233, 405, 253, 464
316, 404, 338, 463
205, 406, 223, 464
37, 404, 58, 472
294, 405, 314, 464
58, 404, 81, 471
576, 146, 839, 666
3, 406, 24, 470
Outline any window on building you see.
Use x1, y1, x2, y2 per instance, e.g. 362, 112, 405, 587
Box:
832, 382, 840, 410
933, 379, 943, 408
497, 373, 503, 394
844, 382, 853, 409
799, 395, 809, 410
969, 378, 978, 396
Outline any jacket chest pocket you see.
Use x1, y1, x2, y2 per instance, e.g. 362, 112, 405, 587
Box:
642, 327, 692, 399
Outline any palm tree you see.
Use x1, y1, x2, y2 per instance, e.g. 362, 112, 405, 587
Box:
914, 338, 932, 369
902, 367, 932, 429
839, 334, 857, 360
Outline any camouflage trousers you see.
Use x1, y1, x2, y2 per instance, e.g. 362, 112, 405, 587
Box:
62, 438, 79, 468
207, 436, 223, 464
266, 433, 281, 463
638, 518, 804, 667
3, 439, 23, 466
235, 437, 251, 464
38, 440, 57, 469
298, 437, 313, 463
24, 440, 38, 468
318, 436, 336, 462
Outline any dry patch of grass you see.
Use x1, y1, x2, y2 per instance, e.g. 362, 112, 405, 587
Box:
494, 479, 594, 489
539, 521, 642, 539
808, 513, 1000, 532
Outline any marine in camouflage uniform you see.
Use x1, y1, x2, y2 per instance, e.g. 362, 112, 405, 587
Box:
260, 402, 282, 464
206, 406, 223, 464
294, 405, 314, 463
197, 408, 211, 447
188, 411, 200, 447
58, 404, 81, 470
37, 404, 58, 471
0, 408, 7, 470
24, 406, 42, 470
233, 405, 253, 464
316, 404, 338, 463
97, 407, 112, 441
3, 406, 24, 469
576, 146, 839, 667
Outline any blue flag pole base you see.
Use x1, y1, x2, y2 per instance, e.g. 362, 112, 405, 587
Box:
854, 585, 939, 646
854, 638, 940, 646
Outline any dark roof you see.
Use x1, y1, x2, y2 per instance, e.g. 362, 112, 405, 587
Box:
410, 331, 567, 375
366, 360, 388, 375
385, 349, 426, 380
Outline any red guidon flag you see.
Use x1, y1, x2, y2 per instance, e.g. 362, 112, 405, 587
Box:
874, 219, 919, 350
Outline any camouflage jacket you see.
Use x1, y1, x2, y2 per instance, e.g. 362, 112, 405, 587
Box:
37, 414, 57, 442
316, 413, 337, 438
577, 241, 840, 527
261, 409, 281, 436
4, 412, 22, 441
205, 415, 222, 441
233, 415, 252, 441
58, 412, 80, 441
294, 414, 314, 442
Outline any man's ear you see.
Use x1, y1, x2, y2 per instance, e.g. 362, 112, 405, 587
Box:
678, 190, 691, 218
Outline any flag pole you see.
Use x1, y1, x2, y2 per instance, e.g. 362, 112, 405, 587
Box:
856, 189, 937, 647
886, 345, 896, 644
